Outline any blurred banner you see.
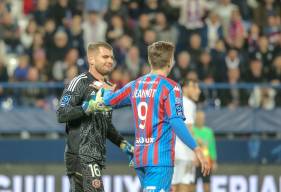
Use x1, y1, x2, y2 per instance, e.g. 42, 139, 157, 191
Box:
1, 139, 281, 164
0, 164, 281, 192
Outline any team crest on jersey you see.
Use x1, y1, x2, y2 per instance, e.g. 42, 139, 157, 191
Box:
60, 95, 71, 107
92, 179, 101, 188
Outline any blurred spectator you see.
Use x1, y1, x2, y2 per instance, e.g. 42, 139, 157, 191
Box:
52, 48, 79, 81
197, 51, 214, 84
134, 13, 151, 45
32, 0, 50, 27
269, 55, 281, 105
65, 64, 79, 84
106, 15, 130, 44
104, 0, 128, 22
84, 0, 108, 13
14, 54, 30, 81
70, 14, 85, 57
153, 12, 178, 44
0, 59, 8, 82
214, 0, 238, 38
125, 46, 145, 79
20, 19, 37, 50
47, 29, 70, 65
224, 49, 242, 71
127, 0, 142, 22
114, 34, 133, 66
226, 9, 245, 48
253, 0, 281, 27
49, 0, 74, 27
170, 51, 194, 81
169, 0, 209, 32
201, 11, 224, 49
246, 23, 261, 54
138, 29, 157, 60
244, 58, 267, 82
263, 15, 281, 45
210, 40, 226, 82
249, 86, 276, 110
142, 0, 160, 21
21, 67, 47, 108
0, 12, 20, 53
83, 11, 107, 47
44, 19, 56, 54
27, 31, 45, 60
231, 0, 252, 20
253, 36, 275, 74
269, 55, 281, 82
120, 70, 132, 87
32, 49, 49, 82
218, 68, 248, 107
110, 67, 123, 89
188, 33, 203, 65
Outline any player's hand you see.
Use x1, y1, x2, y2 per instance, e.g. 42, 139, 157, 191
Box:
82, 88, 111, 115
120, 140, 134, 167
194, 147, 210, 176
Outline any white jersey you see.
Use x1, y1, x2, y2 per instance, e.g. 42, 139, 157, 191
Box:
175, 96, 196, 161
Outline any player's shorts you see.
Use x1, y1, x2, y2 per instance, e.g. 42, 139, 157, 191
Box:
171, 160, 195, 185
80, 157, 104, 192
195, 166, 211, 184
135, 166, 174, 192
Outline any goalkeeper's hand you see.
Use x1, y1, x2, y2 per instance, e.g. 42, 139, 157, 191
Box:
120, 140, 134, 167
82, 88, 111, 115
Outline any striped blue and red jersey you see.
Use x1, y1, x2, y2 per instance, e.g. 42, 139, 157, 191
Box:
104, 73, 185, 168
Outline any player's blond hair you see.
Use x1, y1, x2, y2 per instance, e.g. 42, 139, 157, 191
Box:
147, 41, 175, 69
87, 42, 113, 54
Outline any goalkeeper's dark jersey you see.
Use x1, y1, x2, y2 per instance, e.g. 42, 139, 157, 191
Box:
57, 72, 124, 167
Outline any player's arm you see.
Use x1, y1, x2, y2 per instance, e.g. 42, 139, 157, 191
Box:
103, 81, 133, 108
57, 80, 86, 123
106, 114, 134, 166
165, 85, 210, 176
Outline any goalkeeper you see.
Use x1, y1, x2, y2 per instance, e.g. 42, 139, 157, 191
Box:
57, 42, 133, 192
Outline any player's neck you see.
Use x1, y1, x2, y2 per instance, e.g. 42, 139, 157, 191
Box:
89, 67, 105, 82
150, 69, 168, 77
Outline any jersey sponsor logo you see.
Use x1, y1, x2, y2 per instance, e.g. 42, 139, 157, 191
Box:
135, 137, 155, 145
174, 86, 180, 92
60, 95, 71, 107
133, 89, 156, 98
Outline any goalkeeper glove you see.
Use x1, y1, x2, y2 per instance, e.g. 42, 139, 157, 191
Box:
120, 140, 134, 167
82, 88, 111, 115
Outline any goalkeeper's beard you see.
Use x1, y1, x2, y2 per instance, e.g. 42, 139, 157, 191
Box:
94, 63, 114, 77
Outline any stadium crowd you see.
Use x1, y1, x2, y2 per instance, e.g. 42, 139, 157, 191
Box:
0, 0, 281, 109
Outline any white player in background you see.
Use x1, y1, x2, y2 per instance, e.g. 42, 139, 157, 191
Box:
172, 77, 201, 192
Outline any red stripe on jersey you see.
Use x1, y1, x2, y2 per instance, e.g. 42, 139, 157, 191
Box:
140, 76, 151, 166
142, 77, 161, 165
165, 87, 172, 117
110, 86, 131, 105
132, 80, 141, 166
153, 88, 165, 165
